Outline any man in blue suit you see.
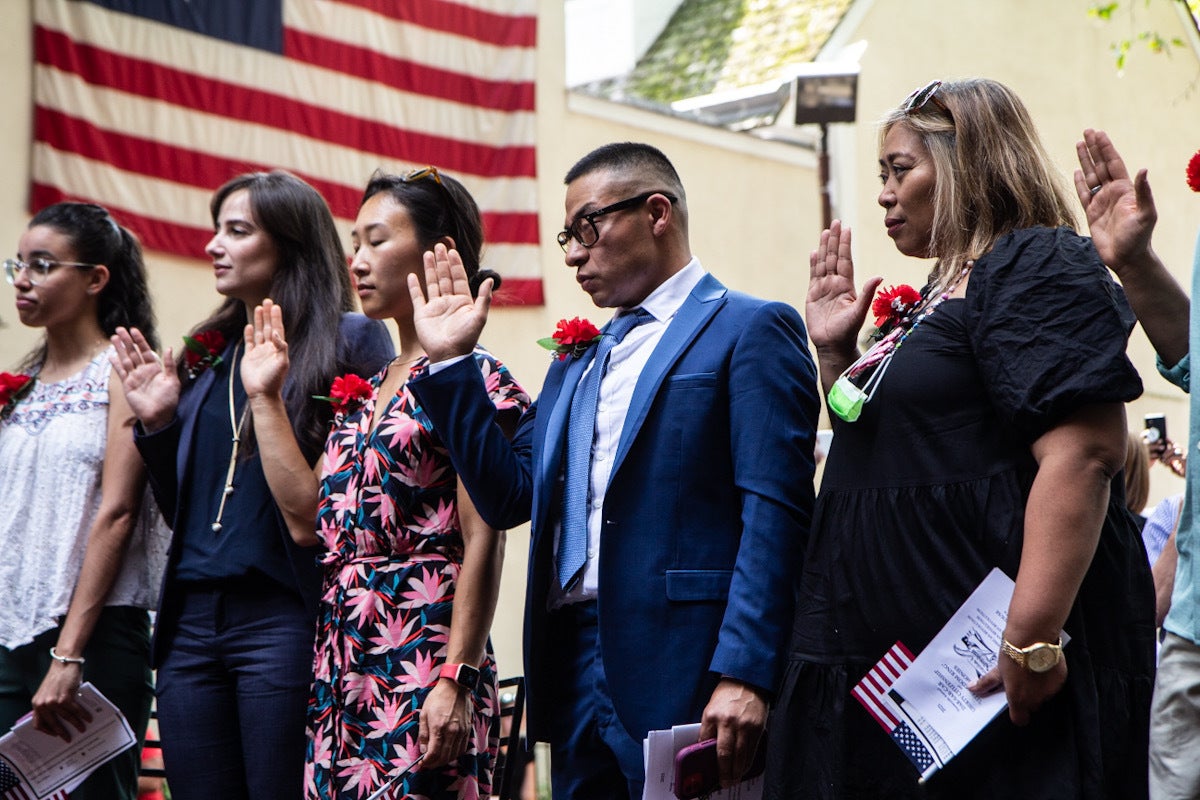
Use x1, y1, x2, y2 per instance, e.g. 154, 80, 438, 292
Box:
408, 143, 818, 799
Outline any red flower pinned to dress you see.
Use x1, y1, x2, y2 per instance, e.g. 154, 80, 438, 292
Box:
0, 372, 34, 420
871, 284, 922, 329
537, 317, 602, 361
314, 373, 373, 415
182, 330, 226, 379
1187, 150, 1200, 193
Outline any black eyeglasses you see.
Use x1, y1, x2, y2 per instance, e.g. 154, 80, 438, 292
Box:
903, 80, 951, 121
556, 191, 678, 252
3, 257, 98, 286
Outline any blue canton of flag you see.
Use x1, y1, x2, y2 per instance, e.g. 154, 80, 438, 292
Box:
0, 757, 31, 800
890, 720, 935, 773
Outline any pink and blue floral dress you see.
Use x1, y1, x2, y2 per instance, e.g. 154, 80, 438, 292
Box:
304, 350, 529, 800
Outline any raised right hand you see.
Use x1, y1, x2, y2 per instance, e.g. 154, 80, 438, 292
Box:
109, 327, 180, 432
408, 242, 492, 363
1074, 128, 1158, 274
242, 299, 290, 400
806, 221, 881, 354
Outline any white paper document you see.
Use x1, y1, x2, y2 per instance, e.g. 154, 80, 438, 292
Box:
852, 567, 1062, 783
0, 682, 136, 798
642, 722, 764, 800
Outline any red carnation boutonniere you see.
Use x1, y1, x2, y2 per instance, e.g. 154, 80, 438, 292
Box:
313, 373, 374, 416
538, 317, 602, 361
0, 372, 34, 420
870, 284, 922, 335
1187, 149, 1200, 193
182, 330, 226, 379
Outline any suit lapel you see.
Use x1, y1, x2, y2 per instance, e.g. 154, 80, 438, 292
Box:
611, 273, 727, 477
176, 357, 222, 488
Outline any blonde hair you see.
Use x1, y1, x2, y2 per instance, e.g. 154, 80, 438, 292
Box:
880, 79, 1077, 287
1124, 432, 1150, 515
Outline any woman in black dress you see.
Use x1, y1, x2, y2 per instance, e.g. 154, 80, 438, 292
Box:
766, 79, 1154, 798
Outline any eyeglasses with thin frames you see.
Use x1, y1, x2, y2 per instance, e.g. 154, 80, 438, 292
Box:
3, 257, 98, 286
556, 191, 678, 252
902, 80, 952, 121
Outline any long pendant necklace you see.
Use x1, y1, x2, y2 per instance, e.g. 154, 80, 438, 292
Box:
828, 261, 973, 423
211, 345, 249, 532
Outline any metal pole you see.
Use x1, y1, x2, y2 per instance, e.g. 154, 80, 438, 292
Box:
819, 121, 832, 230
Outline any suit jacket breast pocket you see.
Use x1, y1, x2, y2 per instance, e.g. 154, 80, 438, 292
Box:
665, 569, 733, 602
666, 372, 717, 390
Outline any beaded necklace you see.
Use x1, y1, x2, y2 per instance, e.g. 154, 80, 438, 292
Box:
828, 261, 972, 422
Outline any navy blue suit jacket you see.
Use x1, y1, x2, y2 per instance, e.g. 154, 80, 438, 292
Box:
136, 313, 393, 667
410, 273, 819, 743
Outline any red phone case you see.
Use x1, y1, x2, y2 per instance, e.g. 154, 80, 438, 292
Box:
673, 736, 767, 800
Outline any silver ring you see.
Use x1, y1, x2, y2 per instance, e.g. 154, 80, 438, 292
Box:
1089, 184, 1102, 195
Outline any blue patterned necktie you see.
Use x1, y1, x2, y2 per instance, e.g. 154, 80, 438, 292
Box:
558, 309, 650, 589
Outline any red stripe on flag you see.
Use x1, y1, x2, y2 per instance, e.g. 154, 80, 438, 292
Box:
35, 27, 536, 178
851, 641, 913, 732
331, 0, 537, 48
283, 29, 534, 112
35, 108, 539, 243
32, 183, 213, 260
31, 183, 541, 307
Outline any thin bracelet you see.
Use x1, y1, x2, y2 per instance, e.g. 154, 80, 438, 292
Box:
49, 646, 85, 665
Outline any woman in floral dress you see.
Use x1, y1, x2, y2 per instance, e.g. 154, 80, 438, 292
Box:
244, 167, 529, 799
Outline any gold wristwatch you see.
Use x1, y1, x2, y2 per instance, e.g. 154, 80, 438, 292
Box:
1001, 635, 1063, 673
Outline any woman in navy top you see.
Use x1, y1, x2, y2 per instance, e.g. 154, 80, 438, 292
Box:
111, 171, 393, 800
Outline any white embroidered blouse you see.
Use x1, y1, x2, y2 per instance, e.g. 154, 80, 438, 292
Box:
0, 348, 169, 649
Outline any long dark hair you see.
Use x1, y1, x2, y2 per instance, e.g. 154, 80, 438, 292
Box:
188, 170, 354, 457
361, 168, 500, 297
18, 202, 158, 372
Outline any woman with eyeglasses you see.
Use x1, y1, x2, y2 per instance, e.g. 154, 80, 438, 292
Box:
109, 171, 393, 800
0, 202, 168, 800
765, 79, 1153, 798
238, 167, 529, 799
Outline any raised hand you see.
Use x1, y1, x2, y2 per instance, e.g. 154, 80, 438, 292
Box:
242, 299, 290, 400
109, 326, 179, 432
807, 221, 881, 354
408, 243, 492, 363
1074, 128, 1158, 273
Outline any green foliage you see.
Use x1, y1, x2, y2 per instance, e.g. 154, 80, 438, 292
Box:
1089, 0, 1198, 70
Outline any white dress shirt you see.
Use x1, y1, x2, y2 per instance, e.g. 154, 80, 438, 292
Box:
549, 258, 706, 608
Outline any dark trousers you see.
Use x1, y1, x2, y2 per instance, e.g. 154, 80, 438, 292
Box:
0, 606, 152, 800
547, 601, 645, 800
155, 582, 313, 800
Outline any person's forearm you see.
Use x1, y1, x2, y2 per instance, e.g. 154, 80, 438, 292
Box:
1154, 528, 1179, 627
445, 524, 504, 668
1008, 408, 1124, 643
54, 504, 138, 658
1112, 248, 1189, 367
815, 344, 858, 397
248, 392, 320, 546
1008, 460, 1107, 643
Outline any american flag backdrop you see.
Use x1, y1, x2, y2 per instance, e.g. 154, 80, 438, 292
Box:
30, 0, 543, 305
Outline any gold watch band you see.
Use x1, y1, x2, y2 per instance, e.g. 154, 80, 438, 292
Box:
1001, 635, 1064, 673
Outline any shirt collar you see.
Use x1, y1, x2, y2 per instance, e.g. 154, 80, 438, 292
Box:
621, 257, 704, 324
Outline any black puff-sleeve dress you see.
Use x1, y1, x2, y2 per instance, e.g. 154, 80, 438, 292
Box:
765, 227, 1155, 799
